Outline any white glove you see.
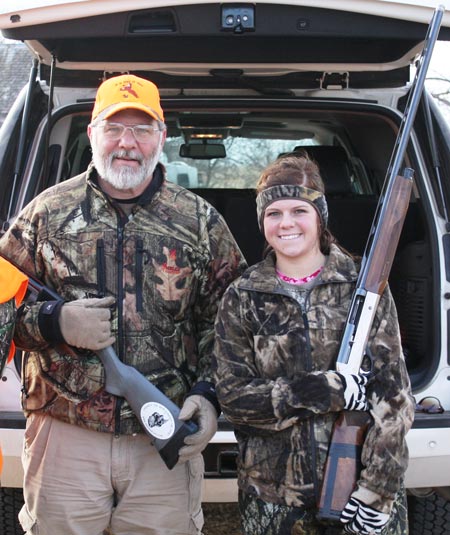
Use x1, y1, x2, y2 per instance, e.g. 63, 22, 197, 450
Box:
59, 297, 115, 350
178, 395, 218, 463
341, 496, 390, 534
337, 372, 369, 411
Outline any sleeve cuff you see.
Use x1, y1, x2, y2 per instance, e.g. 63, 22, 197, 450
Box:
38, 300, 65, 344
186, 381, 221, 416
352, 485, 394, 514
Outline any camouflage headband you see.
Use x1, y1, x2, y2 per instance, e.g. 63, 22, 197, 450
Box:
256, 184, 328, 231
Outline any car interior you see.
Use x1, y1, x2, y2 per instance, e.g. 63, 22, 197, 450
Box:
30, 100, 431, 390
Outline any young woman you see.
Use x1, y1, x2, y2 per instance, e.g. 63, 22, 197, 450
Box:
213, 155, 415, 535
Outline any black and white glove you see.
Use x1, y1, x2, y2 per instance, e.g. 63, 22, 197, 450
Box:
337, 372, 369, 411
341, 496, 390, 534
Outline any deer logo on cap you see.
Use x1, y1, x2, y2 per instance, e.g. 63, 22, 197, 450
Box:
120, 81, 139, 99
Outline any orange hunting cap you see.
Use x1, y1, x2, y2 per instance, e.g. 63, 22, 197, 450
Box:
91, 74, 164, 123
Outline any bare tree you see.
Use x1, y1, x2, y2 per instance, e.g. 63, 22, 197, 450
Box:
428, 77, 450, 108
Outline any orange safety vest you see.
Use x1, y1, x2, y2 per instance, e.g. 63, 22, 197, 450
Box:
0, 256, 28, 364
0, 257, 28, 475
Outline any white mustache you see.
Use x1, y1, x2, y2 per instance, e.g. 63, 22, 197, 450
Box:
110, 150, 143, 164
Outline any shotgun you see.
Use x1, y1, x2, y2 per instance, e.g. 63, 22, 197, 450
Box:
317, 5, 444, 521
0, 254, 197, 470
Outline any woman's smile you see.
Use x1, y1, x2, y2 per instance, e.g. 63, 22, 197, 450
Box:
279, 233, 301, 240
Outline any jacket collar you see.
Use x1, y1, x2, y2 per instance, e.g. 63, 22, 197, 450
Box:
238, 244, 358, 293
86, 162, 164, 206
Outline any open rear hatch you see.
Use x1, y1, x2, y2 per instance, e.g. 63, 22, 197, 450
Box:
1, 1, 450, 90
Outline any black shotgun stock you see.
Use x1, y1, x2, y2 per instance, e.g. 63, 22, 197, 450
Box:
96, 346, 198, 469
0, 253, 197, 469
317, 5, 444, 522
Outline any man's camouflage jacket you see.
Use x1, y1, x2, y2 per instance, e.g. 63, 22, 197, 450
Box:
0, 164, 246, 435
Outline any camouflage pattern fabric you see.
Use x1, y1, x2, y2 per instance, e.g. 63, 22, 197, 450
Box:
0, 256, 28, 371
0, 164, 246, 435
0, 299, 16, 368
239, 486, 408, 535
213, 245, 415, 515
256, 184, 328, 230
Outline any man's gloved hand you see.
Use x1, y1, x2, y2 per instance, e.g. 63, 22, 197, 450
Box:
59, 296, 115, 350
341, 496, 390, 534
337, 372, 370, 411
178, 395, 218, 463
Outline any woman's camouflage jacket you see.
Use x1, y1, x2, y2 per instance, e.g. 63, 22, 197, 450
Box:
213, 244, 414, 513
0, 165, 246, 435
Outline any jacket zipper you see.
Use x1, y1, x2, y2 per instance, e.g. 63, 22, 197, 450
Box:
135, 238, 143, 313
96, 239, 106, 297
261, 285, 322, 503
283, 287, 322, 503
114, 220, 126, 436
301, 310, 320, 503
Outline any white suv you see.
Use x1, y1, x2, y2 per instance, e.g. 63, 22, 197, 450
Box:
0, 2, 450, 534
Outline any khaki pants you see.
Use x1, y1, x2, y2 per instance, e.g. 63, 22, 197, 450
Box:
19, 414, 204, 535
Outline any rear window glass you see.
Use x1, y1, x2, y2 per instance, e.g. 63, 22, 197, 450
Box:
162, 136, 318, 189
59, 112, 373, 196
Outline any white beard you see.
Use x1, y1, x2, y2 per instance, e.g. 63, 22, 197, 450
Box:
92, 143, 161, 191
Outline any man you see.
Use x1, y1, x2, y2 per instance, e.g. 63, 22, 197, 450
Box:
0, 74, 246, 535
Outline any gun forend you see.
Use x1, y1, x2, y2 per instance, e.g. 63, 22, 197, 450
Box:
362, 172, 413, 296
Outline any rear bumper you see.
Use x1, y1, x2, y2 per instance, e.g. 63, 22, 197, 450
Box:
2, 413, 450, 498
0, 427, 23, 487
203, 413, 450, 500
405, 413, 450, 488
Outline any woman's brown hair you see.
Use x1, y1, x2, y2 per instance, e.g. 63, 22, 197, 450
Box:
256, 152, 325, 194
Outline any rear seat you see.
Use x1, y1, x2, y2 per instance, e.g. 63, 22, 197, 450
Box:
290, 145, 355, 196
301, 146, 377, 255
192, 188, 263, 265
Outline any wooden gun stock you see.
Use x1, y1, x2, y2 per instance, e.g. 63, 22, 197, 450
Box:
318, 411, 370, 520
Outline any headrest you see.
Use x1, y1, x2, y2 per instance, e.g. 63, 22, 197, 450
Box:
287, 145, 354, 195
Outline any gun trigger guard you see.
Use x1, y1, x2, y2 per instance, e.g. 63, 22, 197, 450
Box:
362, 348, 375, 377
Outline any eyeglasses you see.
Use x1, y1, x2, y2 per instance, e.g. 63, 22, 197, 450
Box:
415, 396, 444, 414
93, 122, 164, 143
